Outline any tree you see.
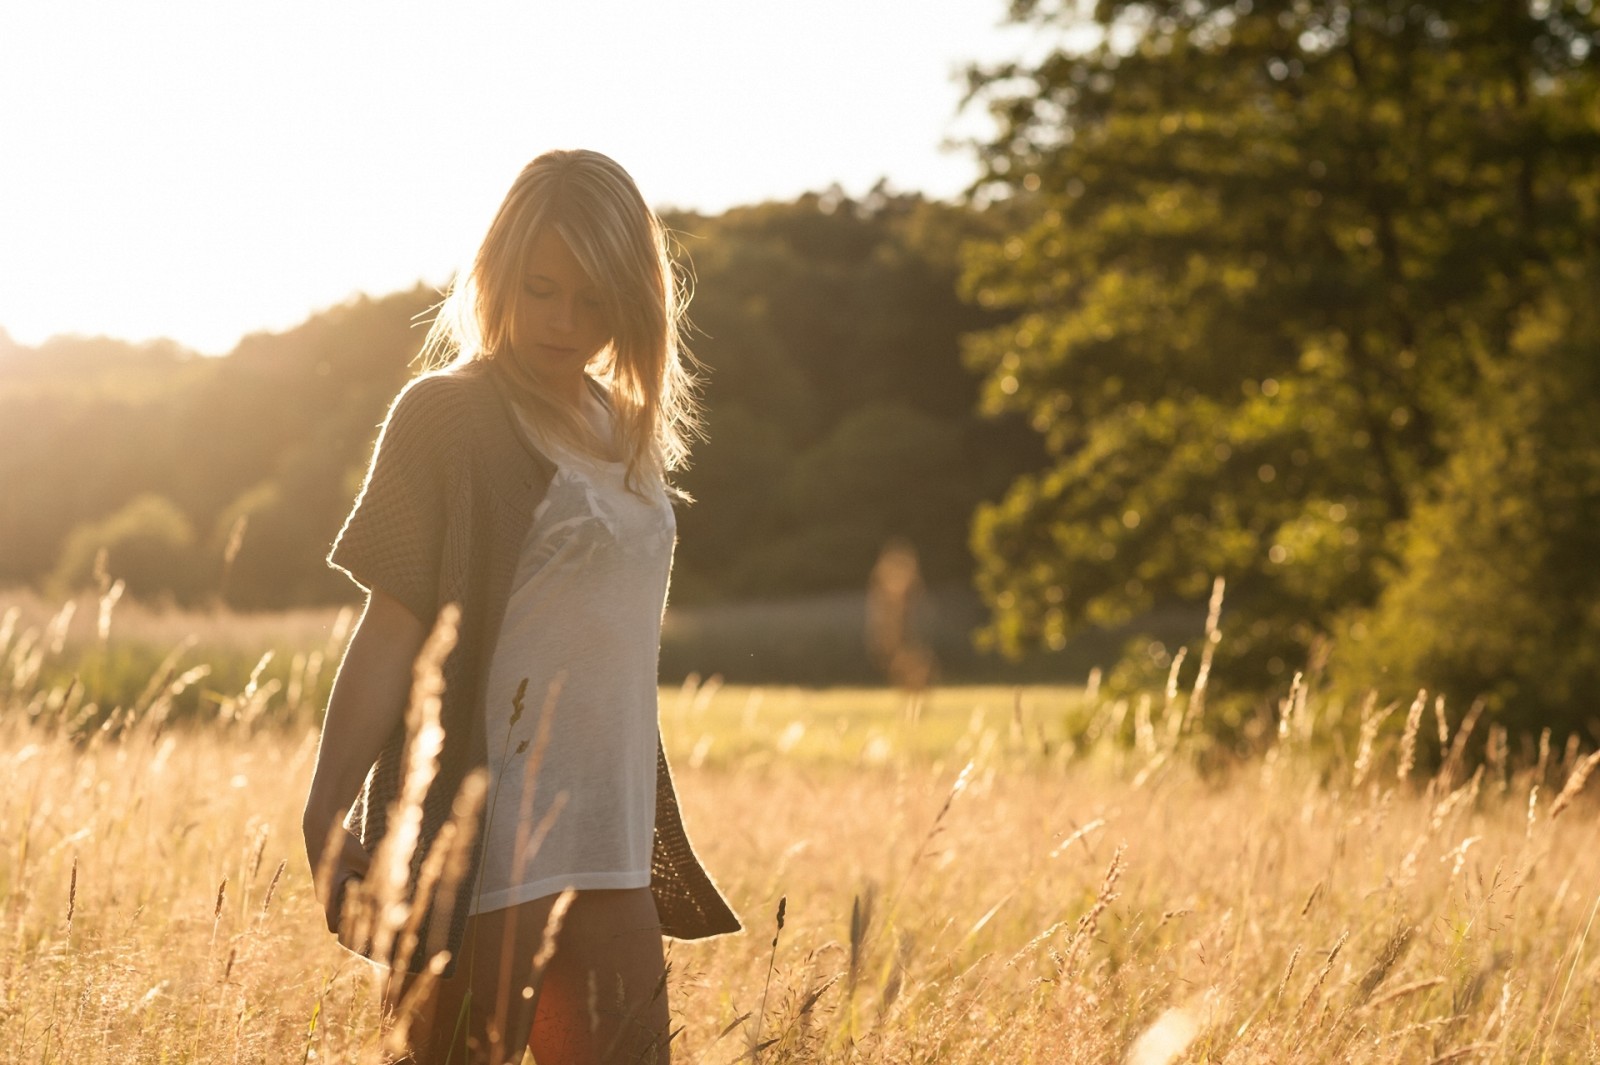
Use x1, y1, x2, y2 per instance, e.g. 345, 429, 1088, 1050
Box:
3, 199, 1041, 617
666, 191, 1037, 601
963, 1, 1600, 723
1335, 267, 1600, 736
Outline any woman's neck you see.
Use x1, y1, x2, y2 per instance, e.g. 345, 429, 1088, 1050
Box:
533, 366, 589, 408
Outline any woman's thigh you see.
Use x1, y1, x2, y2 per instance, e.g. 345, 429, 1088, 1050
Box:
529, 887, 671, 1065
389, 894, 556, 1065
387, 888, 669, 1065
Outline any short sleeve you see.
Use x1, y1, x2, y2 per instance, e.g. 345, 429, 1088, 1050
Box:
327, 377, 454, 624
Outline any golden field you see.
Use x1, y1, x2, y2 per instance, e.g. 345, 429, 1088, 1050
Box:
3, 593, 1600, 1063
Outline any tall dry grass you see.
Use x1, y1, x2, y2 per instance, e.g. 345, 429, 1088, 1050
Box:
3, 592, 1600, 1062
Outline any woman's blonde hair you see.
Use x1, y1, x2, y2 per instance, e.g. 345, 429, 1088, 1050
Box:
420, 149, 701, 486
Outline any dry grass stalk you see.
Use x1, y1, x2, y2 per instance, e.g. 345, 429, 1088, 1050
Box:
260, 859, 286, 917
1295, 930, 1350, 1022
96, 579, 125, 642
45, 600, 77, 656
11, 590, 1600, 1060
1430, 767, 1484, 836
503, 674, 565, 894
0, 605, 20, 658
1548, 748, 1600, 820
131, 635, 198, 718
1534, 887, 1600, 1055
1438, 697, 1487, 790
65, 855, 78, 938
1161, 646, 1187, 744
1485, 725, 1509, 792
219, 514, 248, 604
1441, 836, 1481, 881
1049, 817, 1107, 860
406, 767, 488, 967
1422, 1043, 1495, 1064
1398, 690, 1427, 783
884, 760, 973, 923
1534, 728, 1552, 784
1182, 578, 1225, 742
346, 604, 458, 970
847, 885, 875, 998
1060, 845, 1126, 976
750, 895, 788, 1060
1352, 924, 1416, 1006
1360, 976, 1445, 1012
1560, 731, 1583, 780
1134, 694, 1156, 756
528, 887, 576, 985
247, 823, 269, 884
1351, 692, 1391, 789
1301, 880, 1324, 919
1279, 670, 1307, 745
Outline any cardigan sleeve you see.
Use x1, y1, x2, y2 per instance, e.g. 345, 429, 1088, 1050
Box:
327, 376, 454, 625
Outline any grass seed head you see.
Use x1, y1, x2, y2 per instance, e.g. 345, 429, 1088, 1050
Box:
66, 856, 78, 936
260, 859, 286, 916
1549, 748, 1600, 820
1398, 690, 1427, 782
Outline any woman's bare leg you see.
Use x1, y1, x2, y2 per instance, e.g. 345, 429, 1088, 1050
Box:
528, 888, 671, 1065
389, 894, 556, 1065
387, 888, 669, 1065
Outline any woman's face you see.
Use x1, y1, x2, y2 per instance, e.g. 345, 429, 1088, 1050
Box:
509, 229, 611, 384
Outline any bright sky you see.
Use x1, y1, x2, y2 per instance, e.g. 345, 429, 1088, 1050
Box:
0, 0, 1065, 355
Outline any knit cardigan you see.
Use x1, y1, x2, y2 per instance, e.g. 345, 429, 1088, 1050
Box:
327, 358, 741, 974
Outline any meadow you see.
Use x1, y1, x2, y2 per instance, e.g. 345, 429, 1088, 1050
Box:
4, 591, 1600, 1063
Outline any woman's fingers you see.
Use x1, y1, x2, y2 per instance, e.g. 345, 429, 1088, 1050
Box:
338, 829, 372, 878
328, 868, 363, 934
308, 827, 372, 934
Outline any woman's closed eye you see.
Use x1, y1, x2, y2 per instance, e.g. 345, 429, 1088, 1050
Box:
522, 284, 602, 310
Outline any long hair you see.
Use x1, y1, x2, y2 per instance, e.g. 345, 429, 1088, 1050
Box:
420, 149, 702, 487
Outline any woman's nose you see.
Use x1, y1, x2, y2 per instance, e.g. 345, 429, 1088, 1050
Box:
549, 296, 577, 333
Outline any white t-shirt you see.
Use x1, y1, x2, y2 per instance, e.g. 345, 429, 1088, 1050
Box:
470, 399, 675, 916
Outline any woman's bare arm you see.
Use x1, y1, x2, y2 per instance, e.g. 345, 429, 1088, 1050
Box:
301, 588, 428, 922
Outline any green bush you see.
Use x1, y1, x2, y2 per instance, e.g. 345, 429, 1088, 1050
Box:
50, 494, 198, 602
1334, 284, 1600, 740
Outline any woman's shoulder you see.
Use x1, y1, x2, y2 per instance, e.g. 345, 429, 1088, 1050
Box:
392, 359, 495, 404
384, 362, 499, 438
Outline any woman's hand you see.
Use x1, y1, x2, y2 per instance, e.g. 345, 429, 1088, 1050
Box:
303, 812, 373, 934
301, 588, 428, 936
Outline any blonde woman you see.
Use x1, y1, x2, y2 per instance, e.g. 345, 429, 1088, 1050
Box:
301, 149, 740, 1065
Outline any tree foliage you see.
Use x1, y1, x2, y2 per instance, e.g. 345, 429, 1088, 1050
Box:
1339, 270, 1600, 725
49, 492, 197, 601
1, 192, 1041, 614
0, 291, 433, 609
666, 190, 1039, 601
964, 0, 1600, 730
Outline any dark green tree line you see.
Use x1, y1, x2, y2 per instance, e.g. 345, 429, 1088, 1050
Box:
667, 190, 1038, 602
1, 191, 1041, 615
0, 291, 436, 608
963, 0, 1600, 733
